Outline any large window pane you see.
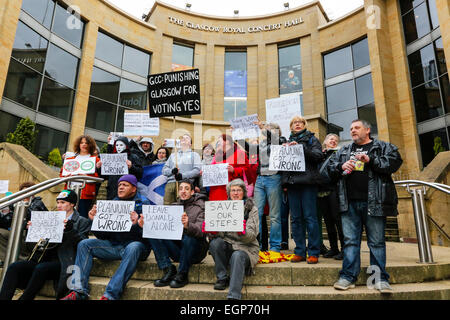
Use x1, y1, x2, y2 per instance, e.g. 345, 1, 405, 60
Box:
419, 128, 449, 167
323, 46, 353, 79
355, 73, 374, 106
34, 124, 68, 159
123, 45, 150, 77
0, 111, 21, 143
224, 100, 235, 122
3, 59, 42, 110
427, 0, 439, 30
412, 79, 443, 122
224, 52, 247, 98
172, 43, 194, 71
326, 80, 356, 114
440, 74, 450, 114
95, 32, 123, 68
408, 44, 437, 87
399, 0, 425, 15
12, 21, 48, 73
279, 44, 302, 95
358, 103, 378, 136
45, 44, 79, 88
434, 38, 447, 76
235, 100, 247, 118
89, 67, 120, 104
38, 77, 75, 121
328, 108, 358, 141
52, 3, 84, 48
352, 38, 370, 69
119, 79, 147, 110
116, 107, 126, 132
21, 0, 54, 29
402, 2, 431, 44
85, 97, 116, 133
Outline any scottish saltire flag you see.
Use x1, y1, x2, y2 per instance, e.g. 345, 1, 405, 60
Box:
137, 164, 167, 205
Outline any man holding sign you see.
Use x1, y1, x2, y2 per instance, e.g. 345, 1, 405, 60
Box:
0, 190, 91, 300
62, 175, 151, 300
138, 180, 208, 289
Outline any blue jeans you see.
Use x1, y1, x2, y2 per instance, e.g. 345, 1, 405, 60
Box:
287, 185, 320, 257
69, 239, 149, 300
280, 191, 290, 244
254, 174, 282, 252
149, 235, 207, 274
339, 201, 389, 283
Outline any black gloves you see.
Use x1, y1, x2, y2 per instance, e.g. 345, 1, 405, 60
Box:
172, 168, 179, 175
65, 219, 74, 232
175, 173, 183, 181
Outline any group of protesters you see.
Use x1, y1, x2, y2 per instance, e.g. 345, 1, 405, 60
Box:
0, 115, 403, 300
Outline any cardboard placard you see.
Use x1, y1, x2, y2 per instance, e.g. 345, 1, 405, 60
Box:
230, 114, 261, 140
0, 180, 9, 194
124, 112, 160, 136
205, 200, 244, 232
142, 205, 184, 240
91, 200, 134, 232
61, 156, 96, 176
201, 164, 229, 187
100, 153, 129, 176
25, 211, 66, 243
265, 93, 303, 138
269, 144, 305, 172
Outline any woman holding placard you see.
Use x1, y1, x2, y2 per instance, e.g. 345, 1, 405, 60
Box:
60, 135, 100, 218
280, 116, 324, 264
206, 179, 259, 300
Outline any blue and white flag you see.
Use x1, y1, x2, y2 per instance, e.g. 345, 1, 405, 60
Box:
138, 164, 167, 205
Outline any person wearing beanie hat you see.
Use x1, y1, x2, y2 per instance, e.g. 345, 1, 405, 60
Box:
0, 190, 91, 300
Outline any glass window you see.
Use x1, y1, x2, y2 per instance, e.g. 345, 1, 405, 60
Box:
85, 97, 117, 133
323, 46, 353, 79
123, 45, 150, 77
224, 52, 247, 98
402, 2, 431, 45
434, 38, 447, 76
352, 38, 370, 70
427, 0, 439, 30
89, 67, 120, 104
223, 100, 247, 121
412, 79, 443, 122
3, 59, 42, 110
45, 43, 79, 88
116, 107, 126, 132
34, 124, 68, 159
0, 111, 21, 143
95, 32, 123, 68
419, 128, 449, 167
21, 0, 54, 29
52, 3, 84, 48
279, 44, 302, 95
38, 77, 75, 121
399, 0, 425, 15
119, 79, 147, 110
358, 103, 378, 136
172, 43, 194, 71
326, 80, 356, 114
12, 21, 48, 73
355, 73, 374, 107
328, 108, 358, 141
440, 74, 450, 114
408, 44, 437, 87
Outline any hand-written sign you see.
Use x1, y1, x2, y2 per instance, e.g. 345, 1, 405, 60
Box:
26, 211, 66, 243
164, 138, 181, 149
142, 205, 184, 240
61, 156, 96, 176
202, 164, 229, 187
265, 93, 303, 138
0, 180, 9, 193
269, 144, 305, 172
148, 69, 201, 117
230, 114, 261, 140
109, 132, 124, 145
124, 112, 160, 136
100, 153, 129, 176
91, 201, 134, 232
205, 200, 244, 232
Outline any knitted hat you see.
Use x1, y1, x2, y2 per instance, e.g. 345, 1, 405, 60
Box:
56, 190, 78, 205
118, 174, 138, 187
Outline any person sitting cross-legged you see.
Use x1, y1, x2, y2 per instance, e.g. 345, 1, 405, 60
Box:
139, 179, 208, 289
61, 174, 151, 300
207, 179, 259, 300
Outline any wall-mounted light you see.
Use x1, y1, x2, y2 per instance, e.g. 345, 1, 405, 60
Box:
141, 13, 148, 20
284, 2, 289, 10
186, 3, 191, 10
234, 9, 239, 16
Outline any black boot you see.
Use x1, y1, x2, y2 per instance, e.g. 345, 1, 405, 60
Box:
154, 264, 177, 287
170, 272, 189, 288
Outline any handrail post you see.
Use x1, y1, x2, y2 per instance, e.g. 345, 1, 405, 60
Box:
410, 188, 427, 263
417, 187, 434, 263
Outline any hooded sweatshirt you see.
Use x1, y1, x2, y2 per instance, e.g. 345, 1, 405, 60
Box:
130, 137, 155, 167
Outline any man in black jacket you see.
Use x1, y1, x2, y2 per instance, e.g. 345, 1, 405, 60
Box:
324, 119, 402, 293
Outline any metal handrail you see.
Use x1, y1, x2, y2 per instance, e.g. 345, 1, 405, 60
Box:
394, 180, 450, 194
0, 177, 61, 205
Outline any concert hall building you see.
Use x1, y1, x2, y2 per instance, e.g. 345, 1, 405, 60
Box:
0, 0, 449, 177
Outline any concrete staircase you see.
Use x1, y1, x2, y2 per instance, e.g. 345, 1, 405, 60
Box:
30, 240, 450, 300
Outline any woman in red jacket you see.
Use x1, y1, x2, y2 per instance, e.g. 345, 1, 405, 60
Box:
208, 134, 250, 201
60, 135, 100, 218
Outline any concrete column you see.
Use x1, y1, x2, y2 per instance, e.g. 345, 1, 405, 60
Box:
0, 0, 22, 105
257, 44, 267, 118
265, 44, 279, 100
247, 46, 258, 116
435, 0, 450, 74
203, 43, 215, 120
68, 21, 99, 149
212, 46, 225, 121
160, 35, 173, 73
193, 42, 206, 120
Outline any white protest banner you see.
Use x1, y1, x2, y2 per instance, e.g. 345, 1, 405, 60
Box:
91, 200, 135, 232
230, 114, 261, 140
269, 144, 305, 172
109, 132, 124, 145
100, 153, 129, 176
265, 93, 302, 138
26, 211, 66, 243
201, 164, 229, 187
163, 138, 181, 149
61, 156, 96, 176
0, 180, 9, 194
124, 111, 160, 136
205, 200, 244, 232
142, 205, 184, 240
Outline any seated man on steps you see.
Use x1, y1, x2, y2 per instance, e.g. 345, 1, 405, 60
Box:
139, 179, 208, 289
61, 174, 151, 300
